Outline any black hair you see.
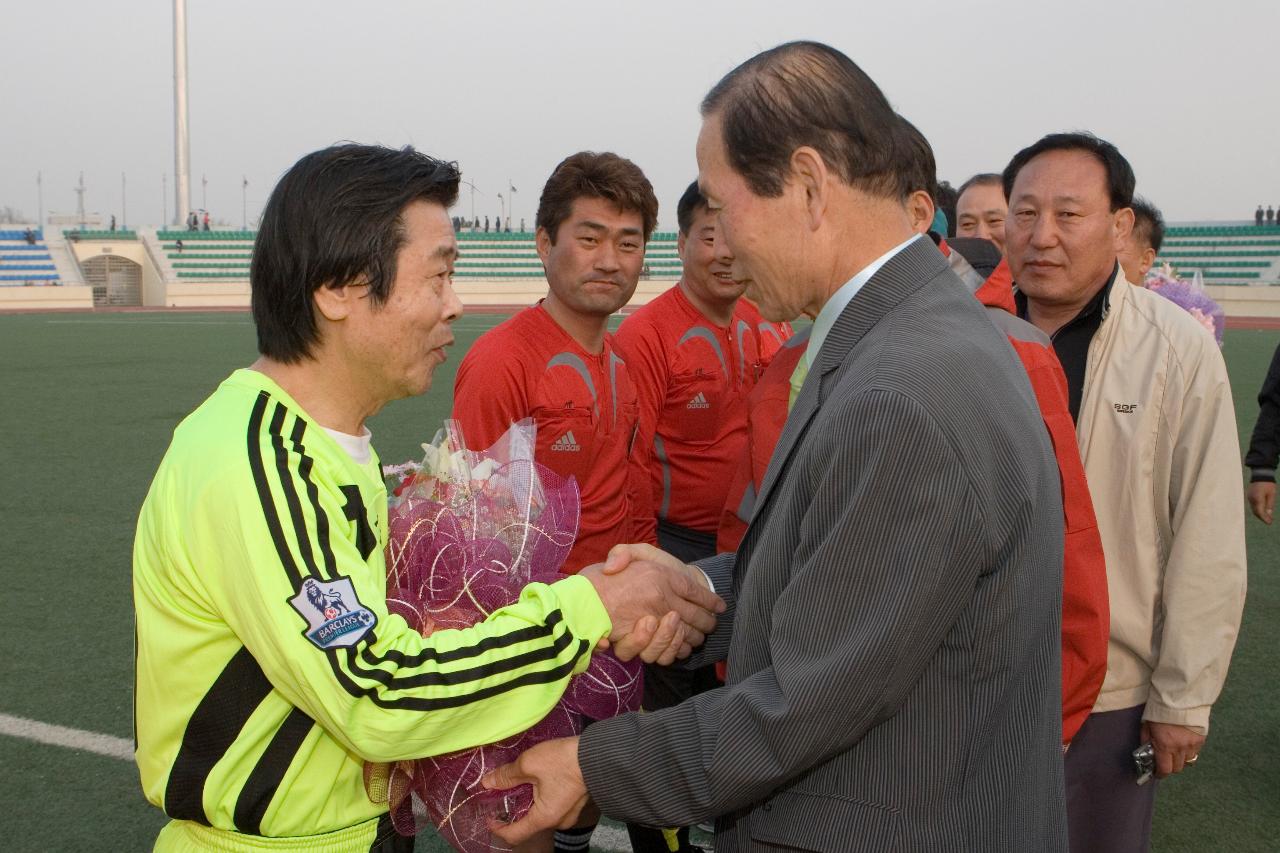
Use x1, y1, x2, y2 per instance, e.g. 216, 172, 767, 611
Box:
957, 172, 1003, 201
251, 143, 460, 363
897, 116, 939, 203
1130, 196, 1165, 253
701, 41, 908, 200
535, 151, 658, 244
676, 181, 709, 235
1002, 132, 1135, 212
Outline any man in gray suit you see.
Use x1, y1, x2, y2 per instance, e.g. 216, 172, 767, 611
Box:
486, 41, 1068, 851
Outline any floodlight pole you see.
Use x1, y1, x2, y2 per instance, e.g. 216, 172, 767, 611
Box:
508, 179, 516, 230
173, 0, 191, 226
461, 180, 482, 226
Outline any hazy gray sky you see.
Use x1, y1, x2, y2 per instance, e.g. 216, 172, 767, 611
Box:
3, 0, 1277, 228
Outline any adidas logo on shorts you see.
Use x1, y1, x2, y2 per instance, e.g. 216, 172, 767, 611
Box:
687, 392, 710, 410
551, 431, 581, 452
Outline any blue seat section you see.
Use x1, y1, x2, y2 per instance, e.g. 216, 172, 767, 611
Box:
1, 254, 53, 261
0, 229, 44, 241
0, 273, 59, 281
2, 264, 56, 271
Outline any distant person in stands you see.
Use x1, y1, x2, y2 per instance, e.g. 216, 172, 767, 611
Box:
1245, 341, 1280, 523
175, 239, 184, 254
1258, 205, 1266, 226
110, 215, 117, 232
484, 215, 490, 232
1117, 196, 1165, 286
955, 172, 1008, 253
520, 217, 526, 231
188, 211, 198, 231
23, 227, 36, 244
1268, 205, 1275, 225
203, 211, 211, 231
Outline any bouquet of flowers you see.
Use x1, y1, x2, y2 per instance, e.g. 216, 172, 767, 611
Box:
1144, 265, 1225, 346
365, 419, 641, 852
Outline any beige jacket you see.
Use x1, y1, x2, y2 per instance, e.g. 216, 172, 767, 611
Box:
1075, 269, 1247, 732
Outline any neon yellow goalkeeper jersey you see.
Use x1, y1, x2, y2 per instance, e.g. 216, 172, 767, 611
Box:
133, 368, 611, 843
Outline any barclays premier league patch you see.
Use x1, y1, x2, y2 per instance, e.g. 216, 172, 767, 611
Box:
288, 576, 377, 649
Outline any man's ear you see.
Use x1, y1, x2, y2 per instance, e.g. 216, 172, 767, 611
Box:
535, 226, 553, 265
1113, 207, 1136, 250
676, 230, 687, 261
905, 190, 936, 235
313, 282, 359, 323
789, 146, 829, 231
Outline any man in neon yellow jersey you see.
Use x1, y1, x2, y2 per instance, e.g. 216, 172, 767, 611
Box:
133, 143, 723, 853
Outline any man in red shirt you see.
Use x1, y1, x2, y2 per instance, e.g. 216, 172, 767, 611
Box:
617, 181, 762, 561
453, 151, 659, 853
615, 181, 764, 852
454, 151, 657, 577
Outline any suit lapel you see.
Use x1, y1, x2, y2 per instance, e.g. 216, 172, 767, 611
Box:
745, 238, 950, 531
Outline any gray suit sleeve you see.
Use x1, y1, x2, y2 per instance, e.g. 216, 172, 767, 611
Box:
580, 389, 991, 825
679, 551, 737, 669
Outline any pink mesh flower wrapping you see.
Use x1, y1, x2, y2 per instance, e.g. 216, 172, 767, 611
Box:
368, 420, 642, 851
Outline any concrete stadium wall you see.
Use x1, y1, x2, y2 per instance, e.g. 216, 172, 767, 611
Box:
0, 284, 93, 310
157, 277, 676, 310
1205, 285, 1280, 318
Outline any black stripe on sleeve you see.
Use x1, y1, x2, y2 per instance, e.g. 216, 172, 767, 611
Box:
360, 610, 566, 669
164, 647, 274, 824
247, 391, 303, 589
346, 621, 577, 689
288, 420, 338, 581
267, 403, 323, 581
232, 707, 315, 836
325, 638, 592, 712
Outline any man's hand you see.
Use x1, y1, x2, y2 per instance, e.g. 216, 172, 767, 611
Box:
580, 546, 724, 666
1247, 481, 1275, 524
483, 737, 587, 846
1142, 721, 1206, 778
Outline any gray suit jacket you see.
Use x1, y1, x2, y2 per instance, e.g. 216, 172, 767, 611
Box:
579, 237, 1067, 851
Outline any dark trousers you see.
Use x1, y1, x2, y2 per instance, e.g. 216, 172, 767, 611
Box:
1065, 704, 1157, 853
626, 520, 719, 853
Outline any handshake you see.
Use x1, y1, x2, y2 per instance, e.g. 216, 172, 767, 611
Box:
579, 543, 725, 666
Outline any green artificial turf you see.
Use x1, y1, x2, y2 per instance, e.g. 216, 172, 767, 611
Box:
0, 311, 1275, 852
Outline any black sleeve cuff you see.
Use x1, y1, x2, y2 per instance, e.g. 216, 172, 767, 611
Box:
1249, 467, 1276, 483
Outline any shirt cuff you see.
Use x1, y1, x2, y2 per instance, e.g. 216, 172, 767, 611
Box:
1249, 466, 1276, 483
695, 565, 715, 595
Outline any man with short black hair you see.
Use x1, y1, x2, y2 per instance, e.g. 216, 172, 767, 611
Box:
1117, 196, 1165, 285
955, 172, 1008, 252
1005, 132, 1246, 853
133, 144, 722, 853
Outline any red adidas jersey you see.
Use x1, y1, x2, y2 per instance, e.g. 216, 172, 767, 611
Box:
738, 300, 794, 368
452, 303, 650, 574
716, 329, 810, 553
614, 286, 763, 534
